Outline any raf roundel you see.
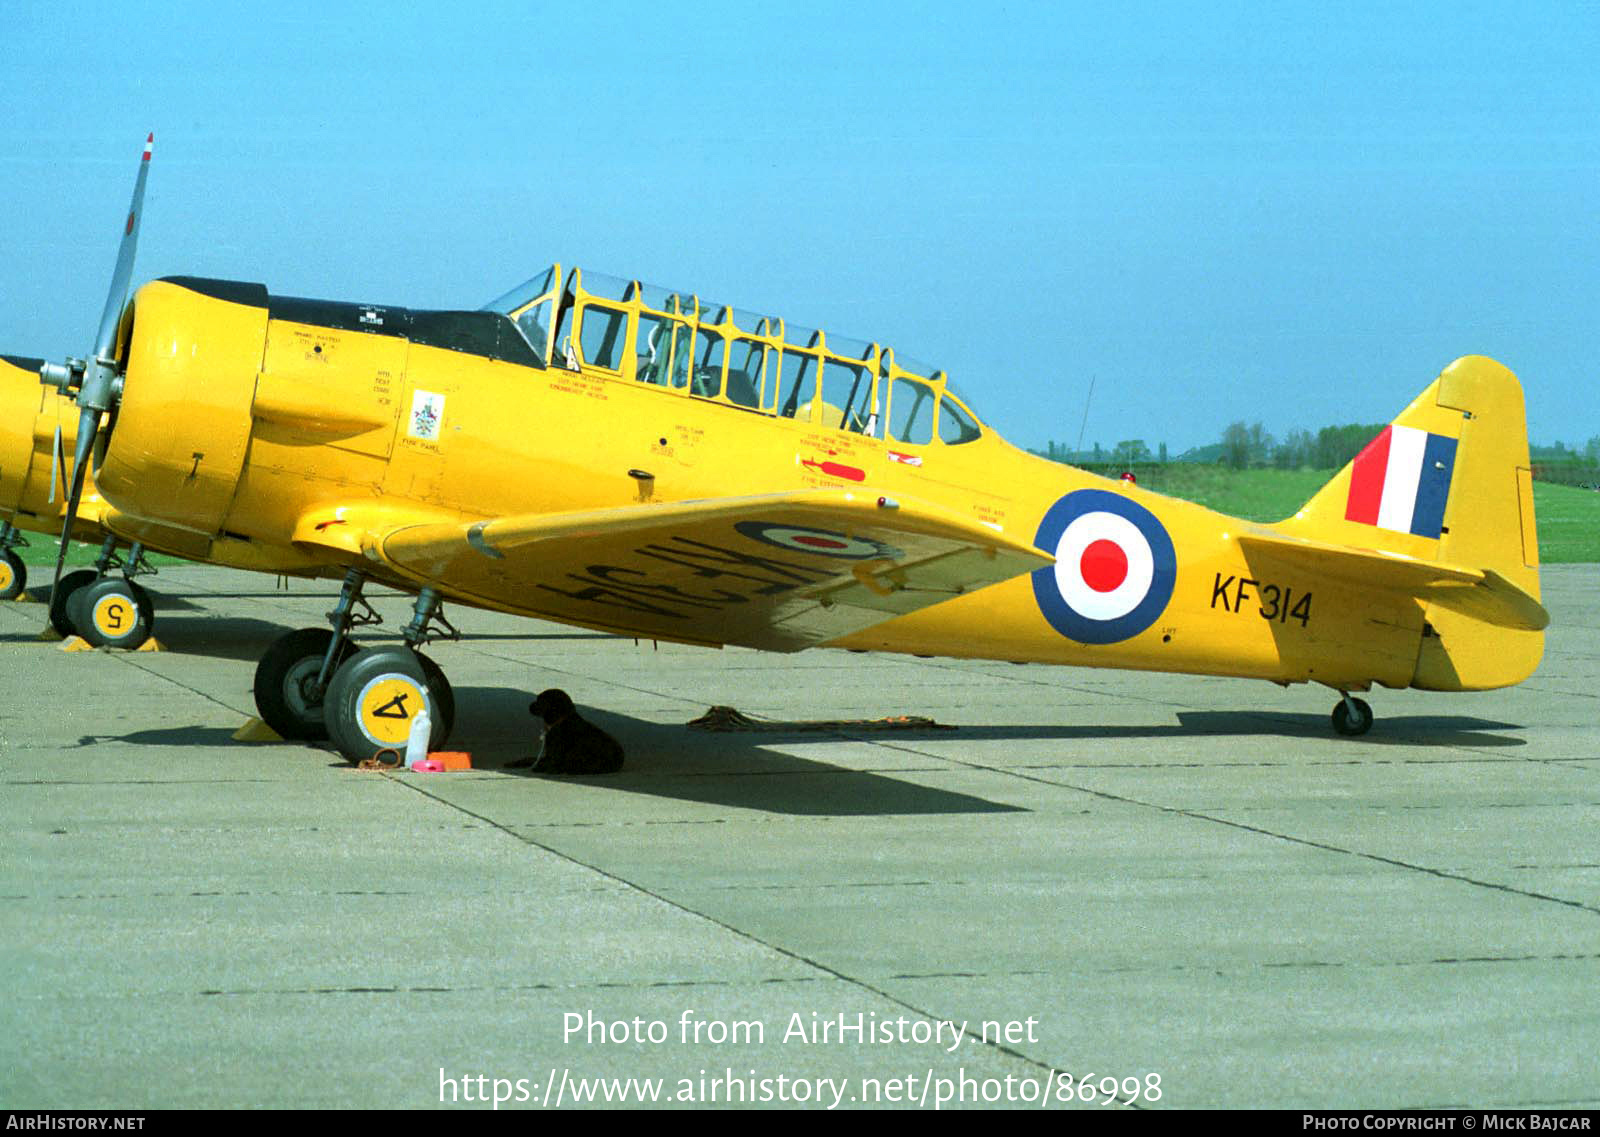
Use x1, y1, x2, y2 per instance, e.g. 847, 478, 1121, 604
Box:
734, 521, 901, 561
1031, 489, 1177, 644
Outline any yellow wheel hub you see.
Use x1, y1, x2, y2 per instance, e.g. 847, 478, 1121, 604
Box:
92, 594, 135, 638
355, 675, 425, 745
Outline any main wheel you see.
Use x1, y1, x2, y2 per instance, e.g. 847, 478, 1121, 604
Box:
48, 569, 97, 637
414, 650, 456, 740
324, 646, 451, 764
253, 627, 357, 741
77, 577, 156, 649
1331, 696, 1373, 737
0, 549, 25, 601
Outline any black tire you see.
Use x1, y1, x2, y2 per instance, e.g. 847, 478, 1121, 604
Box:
48, 569, 98, 637
77, 577, 156, 649
414, 650, 456, 740
253, 627, 357, 741
1331, 697, 1373, 737
0, 549, 25, 601
324, 646, 450, 764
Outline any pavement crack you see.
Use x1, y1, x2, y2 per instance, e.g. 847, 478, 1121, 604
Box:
383, 774, 1084, 1090
102, 651, 255, 719
874, 741, 1600, 919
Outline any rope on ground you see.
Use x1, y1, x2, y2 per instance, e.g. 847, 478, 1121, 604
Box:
686, 705, 955, 733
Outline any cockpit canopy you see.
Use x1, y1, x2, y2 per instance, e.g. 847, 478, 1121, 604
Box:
483, 265, 983, 446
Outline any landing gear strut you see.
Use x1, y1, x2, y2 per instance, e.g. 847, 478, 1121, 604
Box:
54, 538, 158, 647
253, 575, 457, 762
253, 569, 376, 740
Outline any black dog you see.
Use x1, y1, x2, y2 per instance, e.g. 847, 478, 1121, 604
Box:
505, 689, 624, 774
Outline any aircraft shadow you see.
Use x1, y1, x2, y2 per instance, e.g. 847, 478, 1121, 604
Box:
924, 711, 1529, 749
18, 581, 204, 612
65, 689, 1023, 817
0, 632, 57, 645
146, 593, 204, 612
142, 615, 297, 662
77, 727, 249, 749
434, 687, 1024, 817
67, 692, 1527, 818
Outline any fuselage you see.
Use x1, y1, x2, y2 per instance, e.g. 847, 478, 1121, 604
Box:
89, 272, 1537, 694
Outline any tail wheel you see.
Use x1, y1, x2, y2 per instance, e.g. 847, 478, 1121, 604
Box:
253, 628, 357, 741
0, 549, 25, 600
77, 577, 155, 649
48, 569, 98, 637
324, 646, 451, 764
1332, 696, 1373, 737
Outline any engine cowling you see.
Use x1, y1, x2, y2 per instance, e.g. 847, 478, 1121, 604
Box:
96, 278, 269, 536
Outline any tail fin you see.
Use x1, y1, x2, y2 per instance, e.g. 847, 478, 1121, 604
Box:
1277, 355, 1543, 690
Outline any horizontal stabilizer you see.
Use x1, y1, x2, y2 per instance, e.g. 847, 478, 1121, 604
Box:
1238, 530, 1548, 632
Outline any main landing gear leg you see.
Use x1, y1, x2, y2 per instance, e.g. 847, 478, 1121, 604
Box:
49, 535, 116, 638
1331, 691, 1373, 737
399, 587, 457, 739
253, 574, 459, 763
323, 586, 457, 763
75, 541, 158, 649
252, 569, 374, 740
53, 537, 158, 648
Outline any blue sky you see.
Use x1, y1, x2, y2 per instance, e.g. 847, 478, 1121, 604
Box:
2, 2, 1595, 454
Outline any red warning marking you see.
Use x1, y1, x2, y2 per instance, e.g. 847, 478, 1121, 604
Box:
800, 458, 866, 483
1079, 539, 1129, 593
125, 212, 136, 235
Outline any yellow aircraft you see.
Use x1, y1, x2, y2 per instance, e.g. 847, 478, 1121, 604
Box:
0, 356, 136, 630
33, 139, 1548, 761
0, 354, 314, 646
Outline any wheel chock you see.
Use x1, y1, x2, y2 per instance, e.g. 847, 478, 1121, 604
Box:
232, 718, 284, 743
52, 634, 165, 653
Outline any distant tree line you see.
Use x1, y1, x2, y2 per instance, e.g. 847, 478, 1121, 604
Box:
1529, 437, 1600, 488
1036, 427, 1600, 484
1218, 423, 1600, 476
1218, 421, 1388, 470
1043, 439, 1169, 465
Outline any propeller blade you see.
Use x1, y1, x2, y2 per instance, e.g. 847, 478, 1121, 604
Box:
43, 133, 154, 608
48, 424, 63, 504
51, 406, 102, 591
90, 133, 153, 371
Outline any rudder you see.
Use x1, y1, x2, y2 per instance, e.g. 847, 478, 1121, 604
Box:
1278, 355, 1543, 690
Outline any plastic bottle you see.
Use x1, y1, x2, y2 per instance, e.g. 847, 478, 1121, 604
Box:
405, 705, 432, 769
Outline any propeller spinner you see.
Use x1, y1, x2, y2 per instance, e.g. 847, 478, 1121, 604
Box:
38, 132, 153, 592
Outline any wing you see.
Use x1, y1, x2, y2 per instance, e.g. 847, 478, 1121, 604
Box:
1238, 530, 1549, 631
366, 490, 1052, 651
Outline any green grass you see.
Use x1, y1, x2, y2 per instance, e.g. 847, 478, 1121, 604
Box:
1093, 464, 1599, 563
1530, 481, 1600, 564
13, 539, 183, 570
1118, 466, 1330, 523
